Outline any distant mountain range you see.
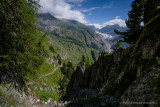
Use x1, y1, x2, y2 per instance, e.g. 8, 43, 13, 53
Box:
88, 24, 128, 46
37, 13, 129, 56
37, 13, 111, 63
87, 25, 100, 31
38, 13, 111, 51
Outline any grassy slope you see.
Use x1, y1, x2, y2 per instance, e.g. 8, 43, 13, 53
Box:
29, 35, 98, 101
50, 38, 96, 65
28, 37, 64, 101
30, 61, 63, 101
28, 35, 96, 101
28, 13, 101, 101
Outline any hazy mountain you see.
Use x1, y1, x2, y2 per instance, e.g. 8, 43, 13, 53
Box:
38, 13, 111, 52
99, 24, 127, 45
88, 24, 128, 47
87, 25, 99, 31
37, 13, 111, 63
99, 24, 126, 34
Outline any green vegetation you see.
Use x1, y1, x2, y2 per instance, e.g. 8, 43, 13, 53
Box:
0, 86, 18, 106
49, 38, 96, 66
38, 62, 55, 76
114, 0, 144, 44
49, 46, 56, 53
140, 14, 160, 39
58, 76, 69, 97
1, 0, 159, 105
59, 61, 75, 98
100, 51, 137, 99
38, 13, 105, 65
38, 14, 102, 51
0, 0, 47, 88
31, 63, 63, 101
104, 53, 111, 56
81, 55, 86, 63
61, 61, 74, 79
113, 40, 122, 50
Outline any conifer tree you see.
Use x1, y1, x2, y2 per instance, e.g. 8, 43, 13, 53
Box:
114, 40, 122, 50
114, 0, 144, 44
81, 55, 86, 63
0, 0, 47, 88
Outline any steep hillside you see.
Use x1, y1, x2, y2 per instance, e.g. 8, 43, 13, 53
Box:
99, 24, 127, 45
17, 13, 112, 104
66, 0, 160, 106
1, 0, 160, 106
0, 12, 111, 107
37, 13, 111, 64
89, 24, 128, 47
88, 25, 99, 31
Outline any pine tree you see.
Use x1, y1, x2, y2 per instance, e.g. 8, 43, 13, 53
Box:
114, 0, 144, 44
114, 40, 122, 50
65, 61, 74, 79
0, 0, 47, 88
58, 76, 69, 97
60, 61, 74, 79
81, 55, 86, 63
85, 57, 90, 69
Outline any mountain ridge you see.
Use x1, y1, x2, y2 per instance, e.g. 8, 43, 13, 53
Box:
38, 13, 111, 52
88, 24, 128, 46
66, 0, 160, 106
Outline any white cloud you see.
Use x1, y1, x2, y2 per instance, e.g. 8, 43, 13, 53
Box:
80, 4, 112, 13
88, 13, 92, 16
102, 18, 126, 27
79, 2, 113, 13
80, 7, 100, 12
67, 0, 85, 2
103, 5, 112, 8
115, 16, 120, 19
103, 1, 114, 9
87, 17, 126, 30
39, 0, 87, 23
87, 24, 101, 29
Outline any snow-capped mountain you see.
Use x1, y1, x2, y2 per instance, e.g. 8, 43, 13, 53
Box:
88, 24, 127, 45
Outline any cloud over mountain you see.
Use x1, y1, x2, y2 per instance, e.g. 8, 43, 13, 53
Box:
88, 16, 126, 29
102, 17, 126, 27
39, 0, 87, 23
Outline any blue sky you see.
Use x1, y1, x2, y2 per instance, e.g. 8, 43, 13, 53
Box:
39, 0, 133, 28
80, 0, 133, 24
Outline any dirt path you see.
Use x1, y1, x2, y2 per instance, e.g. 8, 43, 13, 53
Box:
26, 65, 62, 85
39, 65, 62, 79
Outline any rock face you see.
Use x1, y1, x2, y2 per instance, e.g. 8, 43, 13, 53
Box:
38, 13, 111, 52
83, 47, 132, 88
84, 48, 132, 88
67, 0, 160, 106
120, 68, 160, 107
0, 84, 70, 107
66, 62, 85, 99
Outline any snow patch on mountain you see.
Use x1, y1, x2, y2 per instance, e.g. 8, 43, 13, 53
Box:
95, 31, 113, 39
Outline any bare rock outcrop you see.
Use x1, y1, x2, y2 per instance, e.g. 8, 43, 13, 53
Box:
66, 62, 85, 99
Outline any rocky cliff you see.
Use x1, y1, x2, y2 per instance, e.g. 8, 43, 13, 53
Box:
66, 62, 85, 100
66, 0, 160, 106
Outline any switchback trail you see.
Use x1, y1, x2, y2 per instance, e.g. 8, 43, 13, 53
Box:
39, 65, 62, 79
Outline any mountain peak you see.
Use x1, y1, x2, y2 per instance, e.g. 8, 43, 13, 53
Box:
38, 13, 57, 20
